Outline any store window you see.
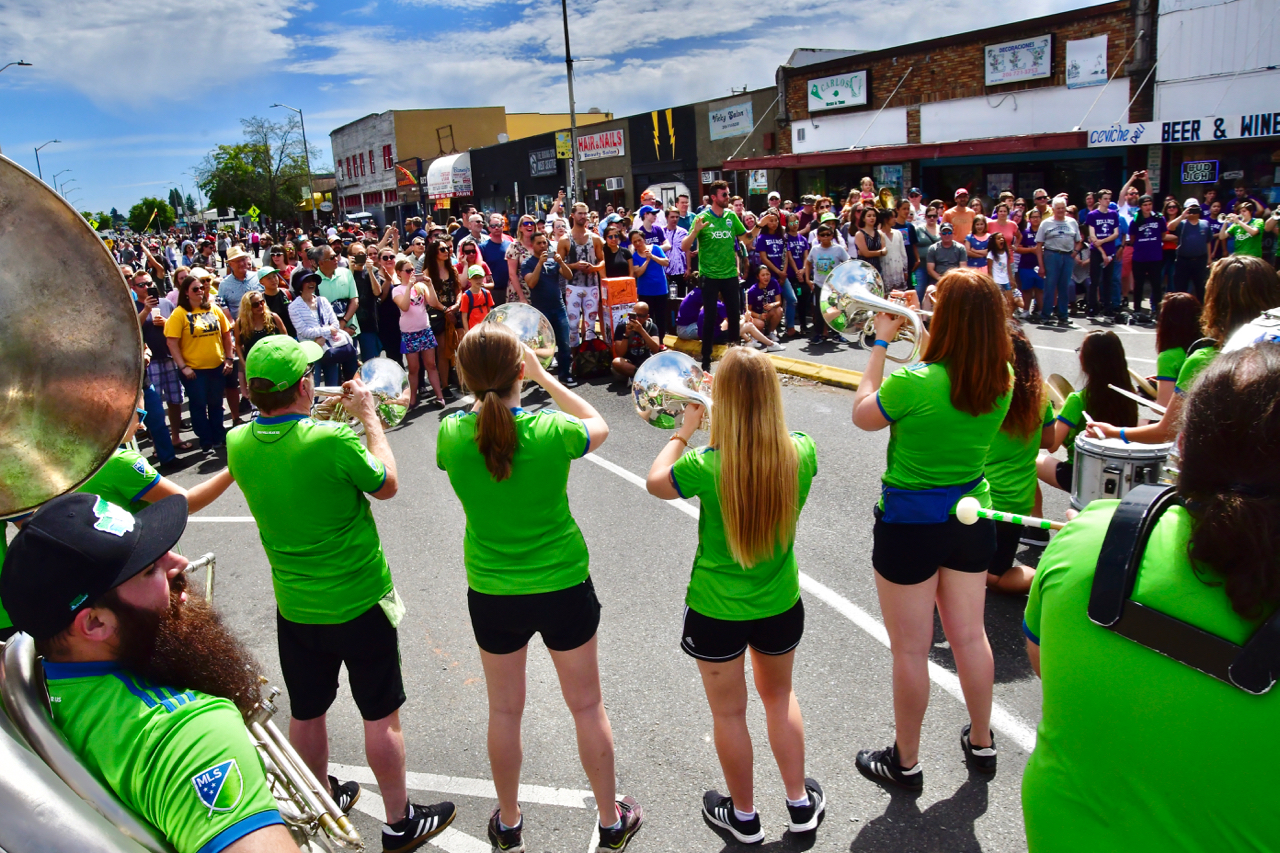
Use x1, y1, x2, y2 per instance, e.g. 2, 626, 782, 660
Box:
1168, 143, 1278, 211
382, 145, 394, 170
369, 150, 375, 173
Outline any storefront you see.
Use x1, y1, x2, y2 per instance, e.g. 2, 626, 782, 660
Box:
425, 152, 474, 221
468, 132, 565, 220
629, 107, 698, 210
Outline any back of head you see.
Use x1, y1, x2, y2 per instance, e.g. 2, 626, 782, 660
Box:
709, 347, 799, 567
1079, 330, 1137, 427
454, 324, 522, 481
1202, 255, 1280, 342
1156, 292, 1202, 353
1180, 344, 1280, 618
922, 269, 1012, 415
1002, 322, 1045, 437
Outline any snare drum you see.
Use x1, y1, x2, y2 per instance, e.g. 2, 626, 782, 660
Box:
1070, 435, 1173, 510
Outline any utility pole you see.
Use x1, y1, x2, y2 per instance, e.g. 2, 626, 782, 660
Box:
560, 0, 578, 203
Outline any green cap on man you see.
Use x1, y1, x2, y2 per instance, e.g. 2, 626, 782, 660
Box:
246, 337, 324, 391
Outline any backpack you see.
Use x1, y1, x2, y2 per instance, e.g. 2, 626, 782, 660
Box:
572, 338, 613, 379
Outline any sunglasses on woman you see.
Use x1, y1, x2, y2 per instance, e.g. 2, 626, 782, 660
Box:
463, 248, 476, 255
381, 254, 395, 261
521, 222, 535, 228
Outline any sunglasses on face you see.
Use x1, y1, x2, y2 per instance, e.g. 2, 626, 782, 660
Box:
136, 406, 148, 420
189, 285, 206, 292
1035, 196, 1048, 201
251, 300, 265, 308
464, 248, 476, 255
521, 222, 535, 228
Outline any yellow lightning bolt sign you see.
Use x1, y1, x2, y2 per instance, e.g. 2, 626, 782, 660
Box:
666, 109, 675, 160
651, 112, 660, 159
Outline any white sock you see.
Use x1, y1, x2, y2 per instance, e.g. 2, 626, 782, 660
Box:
733, 806, 756, 823
498, 815, 521, 832
786, 794, 811, 808
601, 817, 622, 831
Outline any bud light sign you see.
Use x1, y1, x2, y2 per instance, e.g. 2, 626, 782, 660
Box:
1180, 160, 1218, 184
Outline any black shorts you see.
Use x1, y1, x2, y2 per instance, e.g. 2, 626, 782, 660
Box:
276, 604, 405, 722
872, 506, 996, 585
988, 518, 1022, 577
467, 577, 601, 656
1055, 461, 1073, 491
680, 599, 804, 662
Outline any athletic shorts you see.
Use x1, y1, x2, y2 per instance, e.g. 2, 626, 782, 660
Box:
1055, 461, 1073, 491
276, 604, 405, 722
988, 518, 1022, 577
467, 577, 600, 655
680, 598, 804, 662
871, 505, 996, 585
401, 327, 438, 354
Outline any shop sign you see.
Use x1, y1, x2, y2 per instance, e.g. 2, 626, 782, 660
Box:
984, 35, 1052, 86
1065, 35, 1107, 89
576, 129, 625, 161
1180, 160, 1218, 184
555, 132, 572, 159
1089, 111, 1280, 147
748, 170, 768, 194
1147, 145, 1162, 194
529, 147, 558, 177
807, 71, 868, 113
709, 101, 753, 140
1222, 169, 1245, 180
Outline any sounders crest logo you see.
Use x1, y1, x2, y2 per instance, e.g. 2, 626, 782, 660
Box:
192, 759, 244, 816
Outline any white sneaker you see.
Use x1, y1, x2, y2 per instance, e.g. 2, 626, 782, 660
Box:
765, 342, 787, 353
750, 340, 765, 349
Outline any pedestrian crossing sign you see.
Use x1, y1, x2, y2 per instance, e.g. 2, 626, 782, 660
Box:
89, 219, 98, 229
247, 204, 260, 221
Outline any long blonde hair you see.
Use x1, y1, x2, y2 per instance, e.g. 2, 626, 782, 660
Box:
454, 323, 522, 481
709, 347, 799, 567
234, 291, 276, 344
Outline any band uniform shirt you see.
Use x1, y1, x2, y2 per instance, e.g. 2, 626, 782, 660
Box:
670, 433, 816, 621
165, 305, 231, 370
1054, 390, 1097, 466
1155, 347, 1187, 383
1022, 501, 1277, 852
43, 661, 283, 853
876, 362, 1012, 509
77, 448, 161, 515
1176, 347, 1217, 395
227, 415, 391, 624
690, 209, 747, 280
436, 408, 591, 596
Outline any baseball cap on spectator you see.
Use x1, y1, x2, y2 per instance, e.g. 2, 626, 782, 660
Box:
189, 267, 213, 281
296, 271, 322, 288
909, 188, 923, 198
637, 205, 658, 218
940, 223, 954, 234
1183, 198, 1202, 210
246, 336, 324, 392
257, 266, 281, 280
466, 265, 485, 280
767, 191, 781, 201
954, 188, 969, 198
819, 212, 839, 224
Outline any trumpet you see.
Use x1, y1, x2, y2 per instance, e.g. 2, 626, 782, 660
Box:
313, 357, 409, 434
633, 350, 712, 431
819, 260, 926, 363
481, 302, 557, 369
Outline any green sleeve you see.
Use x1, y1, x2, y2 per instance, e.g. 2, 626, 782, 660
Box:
875, 366, 915, 422
729, 212, 747, 238
1041, 400, 1055, 428
139, 700, 282, 853
1057, 391, 1084, 428
792, 432, 818, 506
1155, 347, 1185, 382
435, 416, 453, 471
1175, 347, 1216, 394
548, 410, 590, 459
80, 449, 161, 509
332, 424, 387, 493
1023, 560, 1045, 645
671, 448, 709, 500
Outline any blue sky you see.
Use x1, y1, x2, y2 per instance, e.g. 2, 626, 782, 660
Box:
0, 0, 1091, 215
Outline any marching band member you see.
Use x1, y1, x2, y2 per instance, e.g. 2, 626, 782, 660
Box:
1022, 344, 1280, 850
437, 324, 644, 853
851, 268, 1012, 790
1092, 255, 1280, 444
983, 325, 1055, 594
1036, 331, 1137, 493
0, 494, 295, 853
225, 337, 457, 852
646, 347, 825, 844
1152, 292, 1202, 410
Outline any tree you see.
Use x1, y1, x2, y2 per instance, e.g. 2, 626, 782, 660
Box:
128, 198, 176, 232
110, 208, 123, 225
94, 213, 112, 231
195, 115, 317, 224
168, 188, 185, 214
79, 210, 95, 222
185, 193, 197, 214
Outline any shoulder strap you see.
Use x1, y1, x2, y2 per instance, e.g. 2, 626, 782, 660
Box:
1187, 337, 1217, 355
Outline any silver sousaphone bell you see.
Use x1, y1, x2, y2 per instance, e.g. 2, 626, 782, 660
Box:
633, 350, 712, 430
482, 302, 557, 369
313, 356, 409, 433
819, 259, 926, 363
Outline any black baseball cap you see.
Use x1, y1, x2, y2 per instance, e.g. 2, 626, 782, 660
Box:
296, 271, 322, 287
1, 493, 189, 640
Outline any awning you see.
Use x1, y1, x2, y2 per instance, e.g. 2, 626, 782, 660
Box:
426, 153, 473, 199
722, 131, 1088, 171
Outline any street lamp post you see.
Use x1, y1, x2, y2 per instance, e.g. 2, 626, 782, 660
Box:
52, 168, 72, 186
0, 61, 32, 74
59, 178, 78, 198
34, 139, 59, 182
270, 103, 314, 225
560, 0, 578, 203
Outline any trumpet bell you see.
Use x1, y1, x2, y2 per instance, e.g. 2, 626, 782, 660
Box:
313, 357, 408, 432
633, 350, 712, 431
819, 259, 924, 363
1045, 373, 1074, 409
482, 302, 557, 369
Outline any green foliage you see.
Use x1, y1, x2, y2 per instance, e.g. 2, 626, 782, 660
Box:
127, 198, 176, 232
168, 187, 185, 214
79, 210, 95, 222
195, 115, 317, 224
95, 213, 112, 231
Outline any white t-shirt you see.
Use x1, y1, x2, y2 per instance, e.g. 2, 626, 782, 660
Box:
987, 251, 1010, 285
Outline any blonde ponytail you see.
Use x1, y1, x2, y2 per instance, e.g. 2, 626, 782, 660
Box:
455, 324, 523, 481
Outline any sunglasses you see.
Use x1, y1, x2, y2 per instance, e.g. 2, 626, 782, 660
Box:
463, 248, 477, 254
189, 285, 206, 292
381, 254, 395, 260
605, 233, 620, 239
1035, 196, 1048, 201
521, 222, 535, 228
135, 406, 148, 420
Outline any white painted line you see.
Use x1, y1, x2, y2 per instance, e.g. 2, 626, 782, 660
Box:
330, 762, 593, 809
350, 787, 490, 853
1036, 344, 1155, 364
584, 452, 1039, 753
187, 516, 256, 522
1110, 323, 1153, 336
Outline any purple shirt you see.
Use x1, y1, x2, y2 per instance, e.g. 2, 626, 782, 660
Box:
1020, 226, 1040, 275
784, 233, 808, 276
676, 288, 704, 326
754, 233, 787, 274
1085, 208, 1122, 256
697, 300, 726, 337
1130, 214, 1166, 264
747, 281, 780, 314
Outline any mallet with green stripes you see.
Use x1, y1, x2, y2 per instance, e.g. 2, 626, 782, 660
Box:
955, 496, 1066, 531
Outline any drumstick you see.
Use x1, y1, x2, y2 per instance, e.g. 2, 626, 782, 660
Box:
1080, 410, 1108, 440
1108, 383, 1167, 415
955, 497, 1066, 530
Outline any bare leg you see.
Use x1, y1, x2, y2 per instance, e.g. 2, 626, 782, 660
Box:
548, 636, 620, 827
167, 402, 183, 444
749, 648, 806, 800
364, 711, 409, 822
479, 646, 528, 829
423, 349, 445, 401
936, 568, 994, 748
696, 655, 754, 812
872, 571, 940, 767
289, 715, 329, 784
406, 351, 422, 408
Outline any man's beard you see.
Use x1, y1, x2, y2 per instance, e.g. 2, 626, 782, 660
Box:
111, 573, 263, 717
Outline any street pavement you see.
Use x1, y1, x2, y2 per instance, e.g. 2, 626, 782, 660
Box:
166, 315, 1159, 853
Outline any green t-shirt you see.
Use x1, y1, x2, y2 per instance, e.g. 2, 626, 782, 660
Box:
319, 267, 361, 335
1022, 501, 1277, 851
0, 526, 9, 632
691, 209, 747, 280
1055, 390, 1090, 465
1176, 345, 1217, 394
1226, 218, 1263, 257
43, 660, 283, 853
876, 361, 1012, 509
227, 415, 391, 624
985, 400, 1054, 515
436, 408, 591, 595
671, 433, 817, 621
77, 447, 161, 515
1154, 346, 1186, 382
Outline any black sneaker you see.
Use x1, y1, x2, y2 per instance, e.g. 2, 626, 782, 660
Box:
785, 778, 826, 833
1057, 316, 1073, 328
382, 801, 456, 852
961, 724, 998, 774
701, 791, 764, 844
855, 744, 923, 792
328, 776, 360, 814
596, 796, 644, 851
1027, 311, 1042, 324
486, 808, 525, 853
1019, 526, 1051, 548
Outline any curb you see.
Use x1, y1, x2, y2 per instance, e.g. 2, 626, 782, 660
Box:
661, 336, 861, 390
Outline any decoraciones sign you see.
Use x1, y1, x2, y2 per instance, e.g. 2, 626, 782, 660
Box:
984, 35, 1052, 86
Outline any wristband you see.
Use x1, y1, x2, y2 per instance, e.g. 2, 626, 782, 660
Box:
670, 434, 688, 447
1120, 428, 1130, 444
873, 339, 890, 349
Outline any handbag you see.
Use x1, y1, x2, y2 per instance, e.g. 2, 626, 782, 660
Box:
320, 329, 356, 365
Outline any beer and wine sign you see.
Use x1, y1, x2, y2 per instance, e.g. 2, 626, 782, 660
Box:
1087, 111, 1280, 147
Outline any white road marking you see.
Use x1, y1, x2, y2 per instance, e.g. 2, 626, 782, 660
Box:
1109, 323, 1153, 336
187, 516, 256, 522
350, 787, 490, 853
583, 452, 1039, 753
1036, 344, 1155, 364
330, 762, 594, 809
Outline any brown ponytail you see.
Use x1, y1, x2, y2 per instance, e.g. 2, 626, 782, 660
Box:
454, 324, 523, 481
1179, 344, 1280, 618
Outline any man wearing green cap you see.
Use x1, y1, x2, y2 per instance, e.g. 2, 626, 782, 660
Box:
226, 337, 458, 850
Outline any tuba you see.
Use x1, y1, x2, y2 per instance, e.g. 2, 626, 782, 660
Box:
633, 350, 712, 431
481, 301, 557, 368
819, 260, 926, 363
314, 356, 409, 433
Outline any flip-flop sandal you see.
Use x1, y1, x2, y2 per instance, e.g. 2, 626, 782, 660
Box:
175, 440, 196, 451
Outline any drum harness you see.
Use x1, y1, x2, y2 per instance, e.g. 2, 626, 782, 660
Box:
1088, 483, 1280, 695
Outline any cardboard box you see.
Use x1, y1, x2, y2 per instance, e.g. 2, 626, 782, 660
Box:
602, 276, 637, 306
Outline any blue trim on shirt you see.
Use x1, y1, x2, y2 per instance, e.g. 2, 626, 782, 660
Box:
113, 673, 159, 709
43, 660, 122, 680
254, 413, 308, 425
1022, 619, 1041, 646
195, 810, 286, 853
875, 393, 896, 423
669, 467, 685, 499
132, 472, 162, 504
1056, 414, 1079, 428
1154, 375, 1175, 382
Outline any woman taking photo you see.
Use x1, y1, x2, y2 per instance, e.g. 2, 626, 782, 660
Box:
646, 347, 824, 843
854, 207, 886, 274
425, 236, 463, 397
164, 274, 233, 454
390, 259, 446, 409
438, 324, 644, 853
505, 215, 539, 304
629, 230, 671, 341
851, 268, 1012, 790
1152, 292, 1202, 409
373, 247, 405, 367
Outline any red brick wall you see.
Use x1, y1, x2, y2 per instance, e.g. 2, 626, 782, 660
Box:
780, 2, 1134, 155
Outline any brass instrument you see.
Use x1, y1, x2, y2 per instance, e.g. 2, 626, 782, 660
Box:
819, 260, 926, 363
482, 302, 557, 369
313, 357, 408, 434
633, 350, 712, 431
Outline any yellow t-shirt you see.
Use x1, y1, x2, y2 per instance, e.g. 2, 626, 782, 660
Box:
165, 305, 230, 370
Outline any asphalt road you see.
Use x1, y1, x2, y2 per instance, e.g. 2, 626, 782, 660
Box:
165, 315, 1160, 853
